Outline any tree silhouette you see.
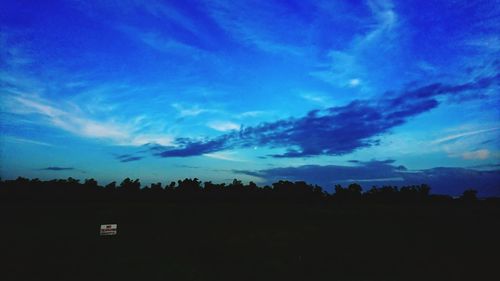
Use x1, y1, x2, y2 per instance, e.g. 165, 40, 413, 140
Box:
119, 178, 141, 192
334, 183, 362, 202
1, 176, 493, 206
151, 182, 163, 192
84, 178, 98, 189
177, 178, 201, 193
461, 189, 478, 202
105, 181, 117, 190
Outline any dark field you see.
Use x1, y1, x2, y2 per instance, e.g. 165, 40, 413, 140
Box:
2, 199, 499, 281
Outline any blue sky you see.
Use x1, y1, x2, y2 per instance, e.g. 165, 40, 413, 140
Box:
1, 0, 499, 196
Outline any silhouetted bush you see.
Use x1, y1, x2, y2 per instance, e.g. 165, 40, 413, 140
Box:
461, 189, 478, 202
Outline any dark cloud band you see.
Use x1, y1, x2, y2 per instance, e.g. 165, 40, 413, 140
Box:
153, 73, 499, 158
234, 160, 500, 196
40, 167, 74, 171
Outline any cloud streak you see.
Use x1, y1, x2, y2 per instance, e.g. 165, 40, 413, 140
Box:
118, 156, 143, 163
204, 0, 307, 56
119, 26, 205, 55
39, 167, 74, 171
4, 93, 175, 147
208, 121, 240, 132
203, 151, 247, 162
431, 127, 500, 144
3, 136, 53, 147
310, 0, 399, 88
172, 103, 216, 117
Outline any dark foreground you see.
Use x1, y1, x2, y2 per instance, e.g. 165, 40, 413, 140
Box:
2, 199, 499, 281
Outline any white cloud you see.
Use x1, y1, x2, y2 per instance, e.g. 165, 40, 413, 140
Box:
132, 28, 202, 54
7, 94, 174, 147
205, 0, 304, 56
310, 51, 357, 85
301, 94, 325, 103
14, 96, 63, 117
426, 125, 500, 160
116, 25, 207, 59
208, 121, 240, 132
128, 134, 174, 146
299, 92, 335, 107
203, 151, 247, 162
431, 127, 500, 144
237, 111, 265, 118
310, 0, 398, 89
2, 136, 53, 147
171, 103, 214, 117
79, 0, 207, 50
466, 36, 500, 52
348, 78, 361, 87
462, 149, 490, 160
363, 0, 397, 43
138, 0, 199, 35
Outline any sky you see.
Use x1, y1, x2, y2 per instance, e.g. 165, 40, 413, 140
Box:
1, 0, 499, 196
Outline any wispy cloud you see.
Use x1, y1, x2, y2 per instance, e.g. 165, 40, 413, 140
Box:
427, 124, 500, 161
203, 151, 247, 162
127, 135, 174, 147
0, 33, 33, 69
431, 127, 500, 144
2, 136, 53, 147
465, 36, 500, 52
207, 121, 240, 132
171, 103, 215, 117
5, 93, 175, 147
299, 92, 334, 107
363, 0, 398, 43
204, 0, 306, 56
119, 26, 204, 55
462, 149, 491, 160
13, 95, 128, 139
136, 0, 200, 35
236, 111, 266, 118
78, 0, 205, 42
310, 0, 399, 89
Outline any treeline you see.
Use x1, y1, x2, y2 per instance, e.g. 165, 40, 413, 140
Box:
0, 176, 492, 205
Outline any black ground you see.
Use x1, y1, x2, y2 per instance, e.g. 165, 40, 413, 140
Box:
2, 198, 499, 281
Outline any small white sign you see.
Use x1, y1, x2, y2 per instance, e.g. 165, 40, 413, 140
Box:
100, 224, 117, 236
